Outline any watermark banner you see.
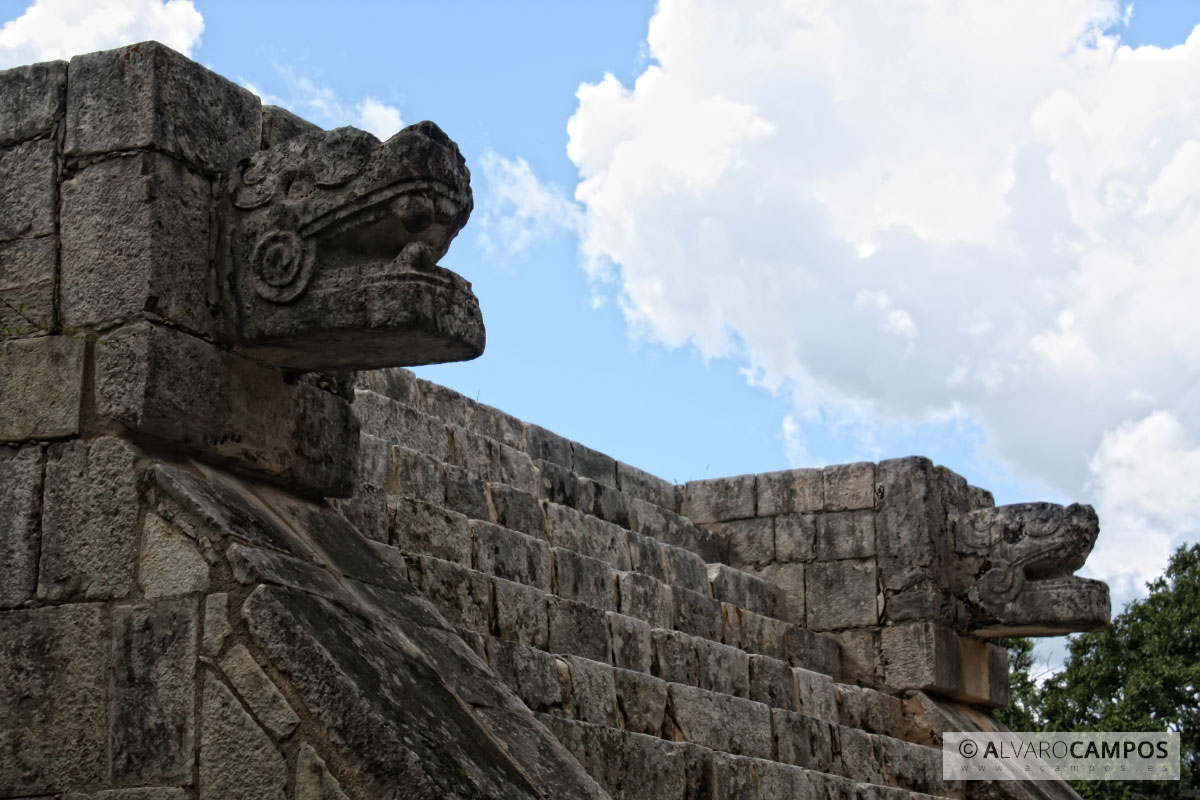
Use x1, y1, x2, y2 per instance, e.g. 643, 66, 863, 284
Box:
943, 732, 1180, 781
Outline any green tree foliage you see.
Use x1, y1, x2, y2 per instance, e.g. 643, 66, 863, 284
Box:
998, 543, 1200, 799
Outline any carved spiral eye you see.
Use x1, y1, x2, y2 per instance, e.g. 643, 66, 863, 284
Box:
250, 230, 315, 304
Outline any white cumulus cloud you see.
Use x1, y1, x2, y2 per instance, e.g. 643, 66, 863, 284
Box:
240, 65, 405, 142
564, 0, 1200, 599
477, 150, 582, 259
0, 0, 203, 68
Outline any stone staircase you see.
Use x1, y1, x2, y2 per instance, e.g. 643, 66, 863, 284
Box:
343, 368, 968, 800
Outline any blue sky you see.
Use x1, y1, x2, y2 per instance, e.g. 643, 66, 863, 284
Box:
2, 1, 1199, 655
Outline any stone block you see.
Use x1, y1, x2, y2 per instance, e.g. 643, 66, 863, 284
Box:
469, 402, 525, 449
757, 468, 823, 516
109, 599, 197, 784
613, 668, 668, 735
671, 585, 723, 640
202, 593, 230, 657
831, 627, 882, 686
472, 519, 551, 590
0, 59, 67, 144
805, 559, 879, 630
406, 556, 492, 634
0, 445, 42, 608
487, 482, 545, 538
65, 789, 189, 800
823, 461, 876, 511
617, 460, 676, 509
771, 708, 839, 773
0, 336, 85, 440
879, 737, 951, 797
784, 624, 841, 676
663, 543, 710, 594
547, 596, 611, 663
571, 440, 617, 485
387, 496, 471, 564
0, 603, 106, 796
38, 436, 139, 601
696, 638, 750, 698
874, 457, 944, 593
667, 684, 772, 758
95, 323, 357, 496
681, 474, 755, 523
627, 530, 668, 581
955, 635, 1010, 707
816, 511, 876, 560
581, 477, 632, 527
259, 102, 320, 148
61, 152, 211, 334
295, 743, 351, 800
753, 760, 815, 799
794, 667, 838, 724
545, 502, 632, 569
560, 654, 619, 725
617, 570, 673, 628
356, 395, 450, 460
651, 628, 699, 685
444, 463, 490, 520
389, 445, 444, 504
0, 235, 56, 335
882, 583, 949, 623
774, 513, 816, 563
608, 611, 652, 672
744, 563, 804, 623
487, 637, 562, 712
553, 546, 617, 611
725, 606, 788, 660
748, 654, 796, 711
536, 458, 578, 507
66, 41, 260, 171
0, 138, 56, 241
219, 644, 299, 739
417, 378, 473, 426
713, 752, 757, 800
525, 423, 572, 466
710, 516, 774, 567
574, 722, 690, 800
880, 621, 959, 695
492, 577, 549, 649
839, 726, 885, 784
355, 367, 420, 405
707, 562, 783, 619
199, 672, 286, 800
835, 684, 902, 737
140, 511, 210, 598
969, 484, 996, 510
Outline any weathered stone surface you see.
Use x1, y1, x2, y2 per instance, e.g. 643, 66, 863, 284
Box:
356, 367, 420, 405
553, 719, 690, 800
355, 394, 450, 459
335, 431, 389, 540
140, 511, 209, 598
744, 563, 805, 624
220, 644, 300, 739
389, 444, 444, 503
67, 41, 260, 171
627, 530, 668, 581
617, 460, 676, 509
711, 516, 775, 567
681, 474, 755, 523
836, 683, 902, 737
388, 495, 471, 563
200, 672, 286, 800
492, 576, 549, 649
748, 654, 796, 710
805, 559, 879, 630
617, 570, 673, 628
713, 752, 757, 800
671, 585, 724, 640
561, 654, 619, 725
881, 621, 959, 694
0, 445, 42, 608
109, 599, 197, 784
794, 667, 839, 724
0, 60, 66, 145
61, 152, 211, 334
707, 562, 783, 619
537, 457, 578, 507
0, 336, 84, 440
39, 436, 140, 601
663, 543, 710, 594
202, 592, 231, 657
753, 759, 816, 799
823, 461, 876, 511
571, 440, 617, 485
953, 502, 1110, 636
525, 423, 572, 466
771, 708, 839, 773
613, 667, 668, 735
839, 726, 886, 784
548, 596, 612, 663
473, 519, 551, 590
445, 462, 491, 520
261, 103, 321, 148
554, 546, 617, 610
667, 683, 773, 758
651, 628, 699, 685
545, 502, 632, 569
295, 743, 351, 800
488, 637, 562, 711
226, 543, 346, 604
419, 378, 474, 426
65, 790, 189, 800
0, 235, 56, 336
816, 510, 876, 560
0, 603, 106, 795
406, 555, 492, 633
723, 605, 788, 660
757, 468, 823, 516
696, 638, 750, 698
875, 457, 944, 594
488, 482, 546, 538
831, 627, 882, 686
0, 138, 56, 241
784, 624, 841, 676
608, 611, 652, 672
773, 513, 816, 563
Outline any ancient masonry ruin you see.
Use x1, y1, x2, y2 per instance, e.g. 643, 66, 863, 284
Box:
0, 41, 1112, 800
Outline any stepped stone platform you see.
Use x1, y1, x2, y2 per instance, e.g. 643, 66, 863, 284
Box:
0, 41, 1108, 799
